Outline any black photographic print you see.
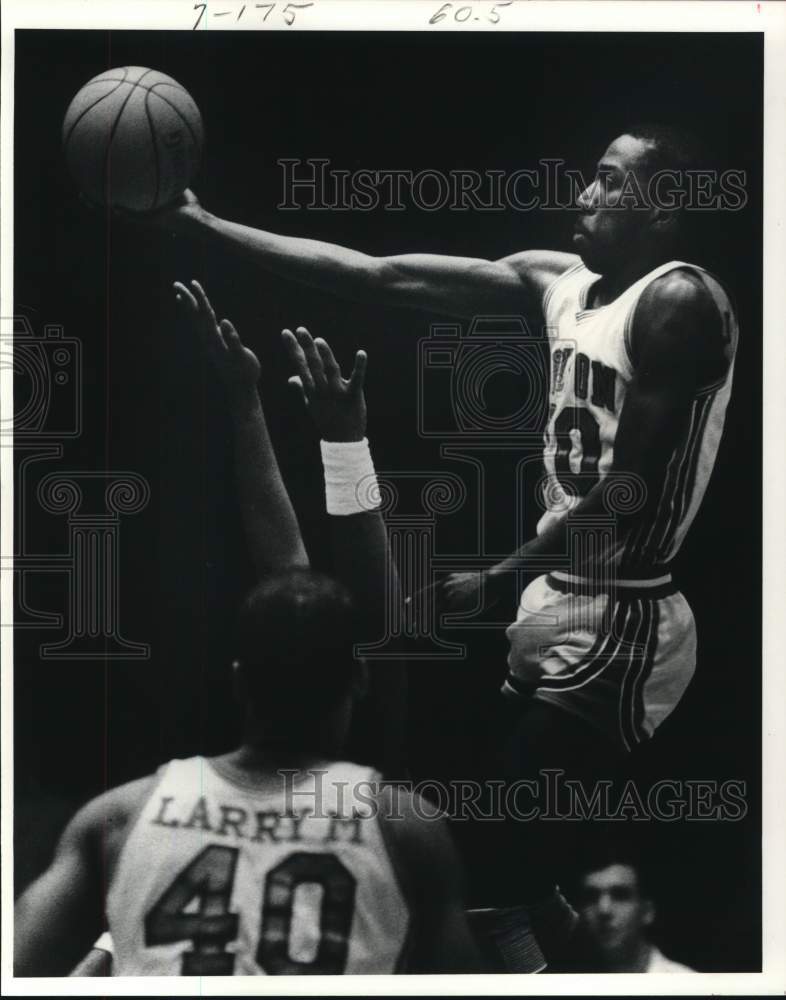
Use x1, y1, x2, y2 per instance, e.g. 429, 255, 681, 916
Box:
2, 1, 784, 994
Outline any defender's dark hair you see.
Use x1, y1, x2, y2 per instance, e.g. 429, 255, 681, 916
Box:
235, 568, 357, 718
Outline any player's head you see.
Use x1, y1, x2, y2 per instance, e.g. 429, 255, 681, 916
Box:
574, 124, 705, 275
233, 569, 364, 747
573, 849, 655, 965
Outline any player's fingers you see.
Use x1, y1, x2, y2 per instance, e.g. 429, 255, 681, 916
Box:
295, 327, 327, 387
219, 318, 242, 350
173, 281, 198, 313
190, 280, 219, 327
348, 350, 368, 394
288, 375, 310, 408
314, 338, 342, 386
281, 329, 315, 393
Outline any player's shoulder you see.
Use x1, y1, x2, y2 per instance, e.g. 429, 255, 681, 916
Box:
637, 265, 726, 329
67, 773, 160, 846
631, 265, 731, 371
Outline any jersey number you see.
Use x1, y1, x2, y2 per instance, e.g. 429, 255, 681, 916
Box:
145, 845, 356, 975
553, 406, 601, 497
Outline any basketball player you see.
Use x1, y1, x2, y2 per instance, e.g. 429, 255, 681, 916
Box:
15, 288, 479, 975
149, 126, 738, 919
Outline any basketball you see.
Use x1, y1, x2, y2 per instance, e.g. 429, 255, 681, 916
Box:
62, 66, 203, 212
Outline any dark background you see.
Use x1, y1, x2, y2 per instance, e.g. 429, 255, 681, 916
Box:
13, 30, 761, 971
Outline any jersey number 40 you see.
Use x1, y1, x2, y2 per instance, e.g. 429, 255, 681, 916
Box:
145, 844, 356, 975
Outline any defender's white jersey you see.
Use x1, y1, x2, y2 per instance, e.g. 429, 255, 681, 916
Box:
107, 756, 409, 976
539, 260, 737, 576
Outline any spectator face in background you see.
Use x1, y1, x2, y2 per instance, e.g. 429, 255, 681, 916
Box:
576, 862, 655, 968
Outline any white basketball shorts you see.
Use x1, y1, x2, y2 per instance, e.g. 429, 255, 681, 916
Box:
502, 571, 697, 752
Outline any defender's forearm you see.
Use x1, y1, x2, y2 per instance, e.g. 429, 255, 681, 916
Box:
230, 388, 308, 576
330, 510, 407, 778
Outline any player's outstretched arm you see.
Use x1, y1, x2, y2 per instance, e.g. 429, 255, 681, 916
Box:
14, 799, 105, 976
283, 327, 407, 776
160, 192, 576, 319
174, 280, 309, 576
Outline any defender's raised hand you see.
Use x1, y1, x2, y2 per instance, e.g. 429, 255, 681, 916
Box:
174, 279, 260, 396
282, 326, 367, 442
174, 279, 308, 574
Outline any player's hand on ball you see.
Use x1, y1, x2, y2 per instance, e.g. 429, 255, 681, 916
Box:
174, 279, 261, 393
282, 327, 367, 443
150, 189, 205, 232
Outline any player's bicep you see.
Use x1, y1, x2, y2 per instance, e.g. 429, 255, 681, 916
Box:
375, 253, 529, 317
614, 272, 728, 481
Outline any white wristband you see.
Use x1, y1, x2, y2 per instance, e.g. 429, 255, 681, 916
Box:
320, 438, 381, 516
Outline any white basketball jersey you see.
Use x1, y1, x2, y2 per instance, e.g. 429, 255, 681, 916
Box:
539, 260, 737, 576
106, 756, 410, 975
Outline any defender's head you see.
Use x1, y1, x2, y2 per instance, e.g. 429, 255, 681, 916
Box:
574, 852, 655, 964
233, 569, 364, 749
574, 124, 705, 276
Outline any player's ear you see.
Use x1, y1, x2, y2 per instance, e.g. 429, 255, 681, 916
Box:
651, 204, 679, 235
641, 897, 656, 928
351, 658, 369, 701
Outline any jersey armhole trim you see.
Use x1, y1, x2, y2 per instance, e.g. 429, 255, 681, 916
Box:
542, 261, 585, 322
622, 296, 639, 375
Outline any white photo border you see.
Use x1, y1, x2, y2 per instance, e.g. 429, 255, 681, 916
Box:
1, 1, 784, 995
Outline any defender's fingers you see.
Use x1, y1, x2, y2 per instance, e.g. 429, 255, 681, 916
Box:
173, 281, 198, 313
281, 329, 315, 392
190, 280, 219, 326
295, 326, 326, 386
175, 282, 225, 358
288, 375, 309, 407
219, 318, 242, 350
314, 338, 341, 383
348, 350, 368, 393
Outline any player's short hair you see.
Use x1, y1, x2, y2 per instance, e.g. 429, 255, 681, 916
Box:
235, 569, 357, 719
620, 122, 713, 253
622, 122, 707, 178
